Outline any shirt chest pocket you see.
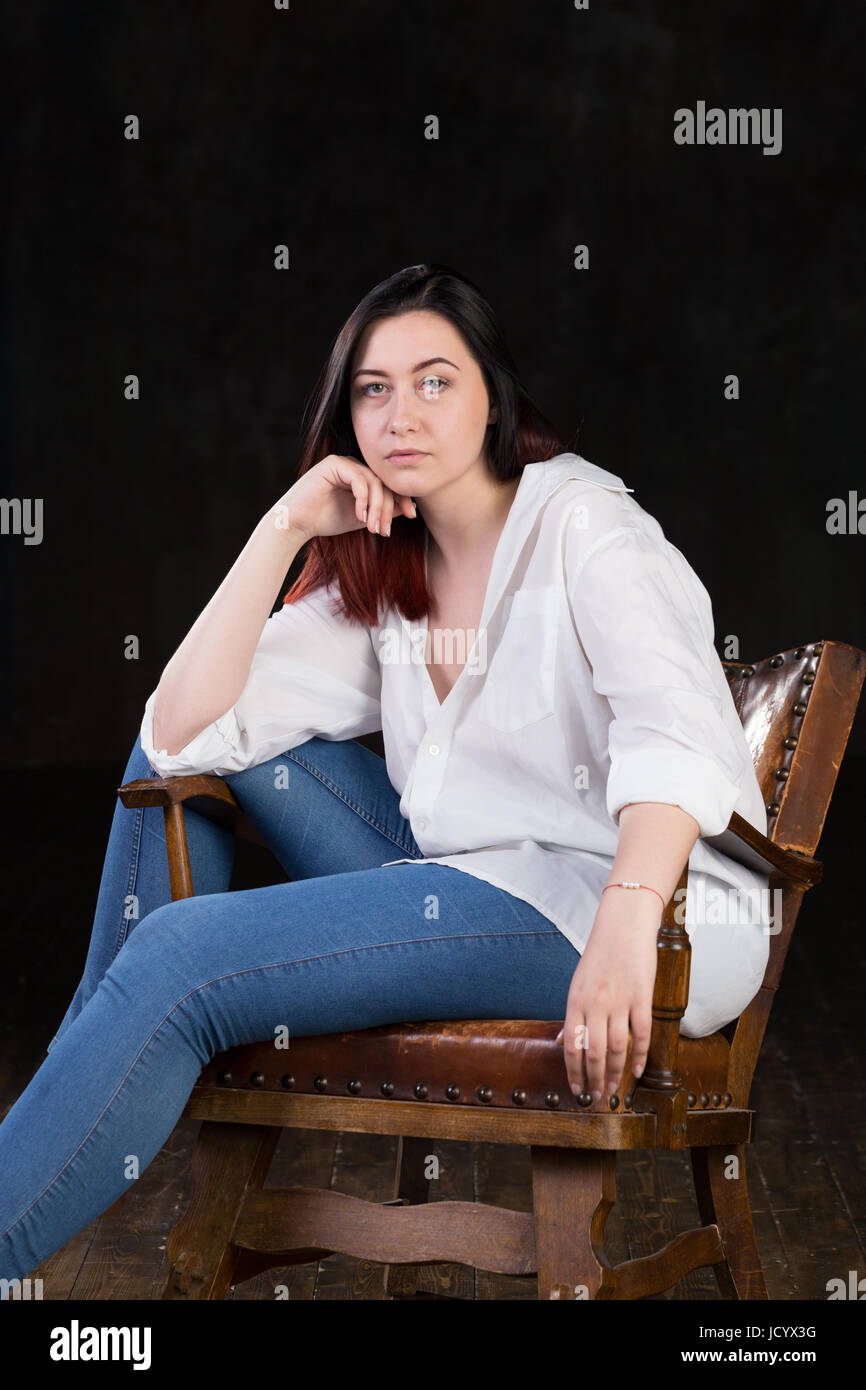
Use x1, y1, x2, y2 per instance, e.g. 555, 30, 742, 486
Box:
475, 586, 559, 732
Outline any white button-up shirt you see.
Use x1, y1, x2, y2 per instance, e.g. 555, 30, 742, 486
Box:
141, 453, 772, 1036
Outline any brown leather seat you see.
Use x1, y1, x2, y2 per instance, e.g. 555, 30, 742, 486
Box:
198, 1020, 733, 1116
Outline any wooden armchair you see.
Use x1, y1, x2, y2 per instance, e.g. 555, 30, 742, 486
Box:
117, 638, 865, 1300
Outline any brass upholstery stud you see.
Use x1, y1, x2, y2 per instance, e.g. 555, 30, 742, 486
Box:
767, 802, 781, 816
813, 641, 824, 653
723, 1092, 732, 1106
444, 1083, 460, 1102
784, 735, 798, 749
793, 701, 808, 715
577, 1092, 593, 1108
803, 670, 815, 685
216, 1070, 232, 1085
775, 768, 790, 781
313, 1076, 327, 1092
609, 1094, 619, 1111
743, 665, 755, 677
624, 1092, 633, 1109
414, 1082, 428, 1100
687, 1092, 697, 1107
380, 1080, 394, 1097
280, 1074, 294, 1090
347, 1079, 362, 1094
477, 1085, 493, 1103
769, 654, 784, 667
700, 1093, 710, 1108
250, 1071, 265, 1087
545, 1091, 560, 1108
712, 1092, 721, 1107
511, 1088, 527, 1105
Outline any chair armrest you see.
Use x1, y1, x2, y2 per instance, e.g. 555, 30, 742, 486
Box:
117, 772, 240, 815
636, 809, 821, 1140
704, 812, 822, 887
118, 771, 250, 833
117, 773, 244, 900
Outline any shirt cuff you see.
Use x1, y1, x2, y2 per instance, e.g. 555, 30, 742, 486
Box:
139, 687, 243, 778
607, 747, 745, 839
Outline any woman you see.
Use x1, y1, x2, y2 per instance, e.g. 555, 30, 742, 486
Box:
0, 263, 771, 1284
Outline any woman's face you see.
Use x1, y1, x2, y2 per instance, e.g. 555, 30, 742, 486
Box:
349, 310, 497, 498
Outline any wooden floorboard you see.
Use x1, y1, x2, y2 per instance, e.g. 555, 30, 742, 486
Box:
1, 756, 863, 1301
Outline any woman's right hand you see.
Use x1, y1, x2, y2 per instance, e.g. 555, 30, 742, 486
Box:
276, 454, 417, 542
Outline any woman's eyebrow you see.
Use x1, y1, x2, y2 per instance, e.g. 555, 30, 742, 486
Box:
352, 357, 461, 379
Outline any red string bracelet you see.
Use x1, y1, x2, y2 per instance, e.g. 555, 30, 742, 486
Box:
602, 881, 666, 912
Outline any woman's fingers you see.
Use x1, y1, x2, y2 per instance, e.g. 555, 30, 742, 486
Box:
560, 1013, 588, 1096
351, 472, 370, 526
604, 1016, 630, 1095
364, 473, 384, 533
367, 484, 413, 536
628, 1006, 653, 1081
560, 1014, 643, 1098
378, 488, 396, 537
584, 1013, 608, 1101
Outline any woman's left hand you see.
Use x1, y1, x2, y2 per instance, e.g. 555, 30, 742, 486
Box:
554, 889, 661, 1100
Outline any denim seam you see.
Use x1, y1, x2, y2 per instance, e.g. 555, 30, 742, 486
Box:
115, 809, 142, 958
283, 747, 421, 857
1, 928, 561, 1239
113, 767, 161, 960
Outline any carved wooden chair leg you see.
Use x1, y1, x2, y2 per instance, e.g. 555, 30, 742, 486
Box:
690, 1142, 768, 1300
384, 1134, 434, 1298
162, 1121, 282, 1300
531, 1146, 618, 1300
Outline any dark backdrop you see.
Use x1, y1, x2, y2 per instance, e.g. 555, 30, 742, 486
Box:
3, 3, 863, 764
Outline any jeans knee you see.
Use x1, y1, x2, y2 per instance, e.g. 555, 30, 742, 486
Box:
116, 895, 204, 973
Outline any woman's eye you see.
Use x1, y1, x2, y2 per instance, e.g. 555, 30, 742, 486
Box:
419, 375, 449, 396
359, 376, 449, 398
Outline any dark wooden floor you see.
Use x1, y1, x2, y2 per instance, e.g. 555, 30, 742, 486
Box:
1, 754, 864, 1300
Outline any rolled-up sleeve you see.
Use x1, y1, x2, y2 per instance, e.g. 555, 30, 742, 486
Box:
566, 522, 748, 838
140, 582, 382, 778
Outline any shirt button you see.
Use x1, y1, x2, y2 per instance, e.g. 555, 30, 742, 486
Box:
428, 743, 440, 756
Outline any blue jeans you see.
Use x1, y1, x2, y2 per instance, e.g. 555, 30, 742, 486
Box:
0, 735, 581, 1284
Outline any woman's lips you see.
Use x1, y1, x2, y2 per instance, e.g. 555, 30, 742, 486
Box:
388, 451, 427, 464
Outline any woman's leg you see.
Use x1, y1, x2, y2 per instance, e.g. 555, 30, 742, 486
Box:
48, 734, 420, 1052
0, 859, 580, 1282
47, 735, 237, 1052
222, 734, 424, 880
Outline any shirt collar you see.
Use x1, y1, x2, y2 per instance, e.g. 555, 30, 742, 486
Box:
406, 453, 633, 640
477, 453, 634, 626
510, 451, 633, 512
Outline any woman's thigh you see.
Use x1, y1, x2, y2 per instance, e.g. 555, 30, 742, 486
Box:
113, 861, 581, 1052
222, 736, 422, 880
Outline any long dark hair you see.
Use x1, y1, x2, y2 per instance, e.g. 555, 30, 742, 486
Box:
283, 262, 563, 626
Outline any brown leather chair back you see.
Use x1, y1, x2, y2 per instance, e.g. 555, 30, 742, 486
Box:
724, 639, 864, 857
